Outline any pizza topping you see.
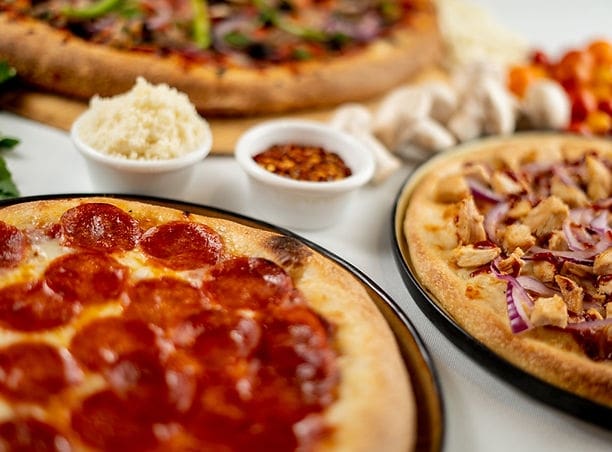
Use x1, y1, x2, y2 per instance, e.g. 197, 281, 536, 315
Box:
253, 144, 352, 182
44, 251, 128, 305
6, 0, 424, 66
178, 309, 262, 373
0, 199, 344, 448
530, 294, 568, 328
140, 221, 223, 270
0, 342, 82, 402
260, 305, 337, 406
444, 149, 612, 350
0, 281, 80, 331
455, 196, 487, 244
452, 243, 500, 268
71, 389, 162, 450
60, 202, 141, 252
0, 221, 28, 268
69, 317, 160, 371
0, 418, 72, 452
124, 276, 209, 329
202, 257, 294, 310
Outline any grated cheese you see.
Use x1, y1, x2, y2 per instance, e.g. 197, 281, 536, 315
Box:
436, 0, 529, 70
77, 77, 210, 160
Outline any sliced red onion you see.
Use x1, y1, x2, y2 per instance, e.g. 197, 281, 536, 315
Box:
590, 210, 610, 234
467, 178, 505, 204
516, 275, 558, 297
552, 164, 578, 187
520, 161, 553, 176
505, 282, 533, 333
491, 260, 534, 333
593, 197, 612, 209
484, 202, 509, 242
562, 219, 596, 251
568, 207, 594, 225
527, 238, 610, 262
564, 318, 612, 331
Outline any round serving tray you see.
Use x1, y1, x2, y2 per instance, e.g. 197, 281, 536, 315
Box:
391, 142, 612, 431
0, 193, 445, 452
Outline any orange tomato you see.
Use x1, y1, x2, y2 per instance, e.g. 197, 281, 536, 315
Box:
588, 40, 612, 64
586, 110, 612, 134
507, 65, 547, 97
553, 49, 594, 86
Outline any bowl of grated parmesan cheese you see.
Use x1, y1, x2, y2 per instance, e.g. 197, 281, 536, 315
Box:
71, 77, 212, 195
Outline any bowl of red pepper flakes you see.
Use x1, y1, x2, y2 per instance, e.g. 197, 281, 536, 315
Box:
235, 119, 375, 230
508, 39, 612, 135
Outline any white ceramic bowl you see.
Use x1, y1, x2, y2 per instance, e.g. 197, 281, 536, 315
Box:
235, 119, 375, 230
70, 113, 212, 196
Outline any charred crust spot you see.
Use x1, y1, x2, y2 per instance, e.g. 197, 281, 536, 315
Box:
264, 235, 312, 279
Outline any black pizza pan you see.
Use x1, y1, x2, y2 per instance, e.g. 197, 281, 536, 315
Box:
0, 193, 445, 452
391, 153, 612, 431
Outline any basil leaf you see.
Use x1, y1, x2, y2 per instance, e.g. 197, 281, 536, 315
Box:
0, 158, 19, 199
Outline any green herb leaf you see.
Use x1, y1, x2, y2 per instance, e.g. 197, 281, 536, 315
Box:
223, 31, 252, 48
0, 137, 19, 150
0, 61, 17, 85
292, 47, 311, 60
62, 0, 123, 20
0, 135, 20, 199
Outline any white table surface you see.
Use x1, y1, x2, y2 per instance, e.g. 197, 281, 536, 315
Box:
1, 1, 611, 450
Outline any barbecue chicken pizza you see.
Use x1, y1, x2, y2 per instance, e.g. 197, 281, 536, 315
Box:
0, 196, 415, 451
0, 0, 440, 116
403, 133, 612, 406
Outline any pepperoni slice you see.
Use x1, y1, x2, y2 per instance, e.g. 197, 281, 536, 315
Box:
69, 317, 159, 371
259, 305, 338, 406
0, 418, 72, 452
60, 203, 141, 252
0, 281, 80, 331
124, 277, 208, 329
186, 383, 298, 452
202, 257, 294, 310
0, 342, 81, 402
174, 310, 261, 375
107, 350, 199, 414
140, 221, 223, 270
71, 390, 160, 450
0, 221, 28, 268
44, 251, 128, 305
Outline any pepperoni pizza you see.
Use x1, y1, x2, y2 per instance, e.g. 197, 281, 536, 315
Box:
0, 197, 415, 451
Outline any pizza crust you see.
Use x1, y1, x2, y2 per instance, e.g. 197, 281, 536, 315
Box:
0, 12, 440, 116
403, 133, 612, 406
0, 196, 416, 451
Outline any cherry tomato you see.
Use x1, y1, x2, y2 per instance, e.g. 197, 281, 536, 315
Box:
553, 49, 594, 86
588, 40, 612, 64
570, 89, 598, 122
586, 111, 612, 134
598, 98, 612, 116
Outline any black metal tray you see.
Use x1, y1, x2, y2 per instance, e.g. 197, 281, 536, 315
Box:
391, 150, 612, 431
0, 193, 445, 451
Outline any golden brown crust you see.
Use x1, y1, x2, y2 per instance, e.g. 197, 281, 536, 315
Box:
403, 133, 612, 406
0, 12, 440, 116
0, 196, 416, 451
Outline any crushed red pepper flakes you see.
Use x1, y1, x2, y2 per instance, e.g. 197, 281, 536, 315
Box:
253, 144, 352, 182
